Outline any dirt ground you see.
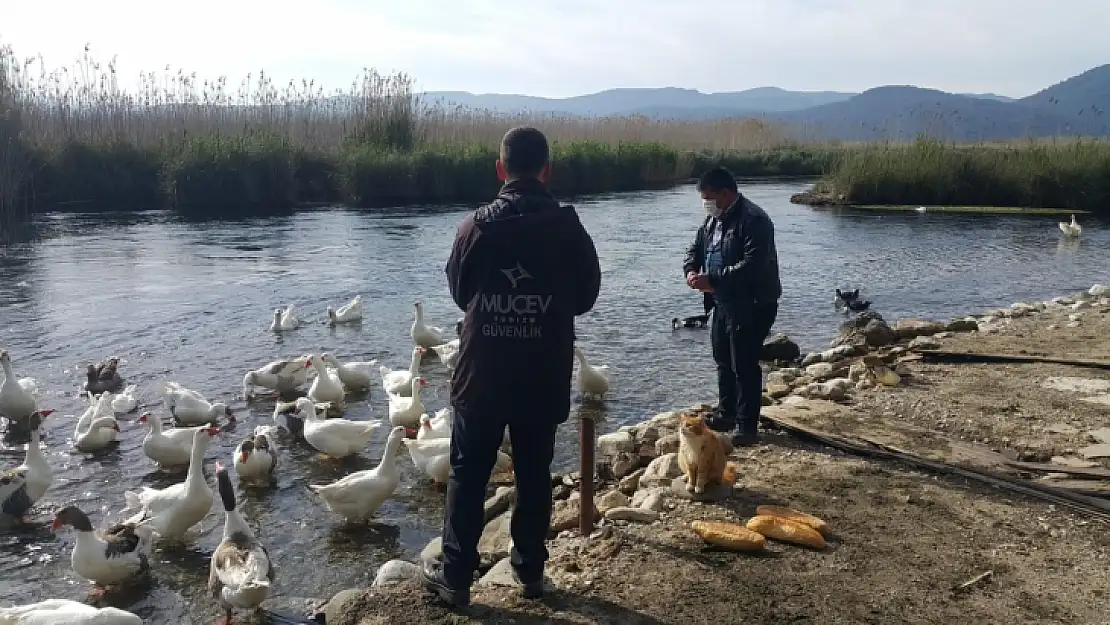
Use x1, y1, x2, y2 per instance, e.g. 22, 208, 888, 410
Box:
327, 300, 1110, 625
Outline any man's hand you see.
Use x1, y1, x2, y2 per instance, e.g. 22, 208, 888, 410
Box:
690, 273, 712, 292
685, 271, 698, 288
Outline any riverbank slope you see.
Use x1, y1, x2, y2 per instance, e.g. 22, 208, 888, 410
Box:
320, 288, 1110, 625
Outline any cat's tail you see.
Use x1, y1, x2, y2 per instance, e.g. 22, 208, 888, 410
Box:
722, 461, 739, 487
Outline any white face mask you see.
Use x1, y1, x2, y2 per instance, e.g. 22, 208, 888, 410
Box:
703, 199, 722, 218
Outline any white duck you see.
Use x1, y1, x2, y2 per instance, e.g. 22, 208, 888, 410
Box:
269, 305, 299, 332
574, 346, 611, 401
309, 426, 405, 522
209, 463, 273, 624
1, 409, 55, 521
1059, 214, 1082, 237
380, 346, 425, 397
122, 426, 220, 541
0, 599, 141, 625
138, 412, 214, 469
416, 407, 453, 440
403, 437, 512, 486
0, 350, 39, 426
242, 355, 314, 400
306, 354, 346, 404
321, 353, 378, 392
298, 397, 379, 459
51, 505, 153, 595
164, 381, 233, 425
410, 301, 445, 349
73, 414, 120, 453
327, 295, 363, 326
111, 385, 139, 414
429, 338, 461, 371
387, 377, 428, 428
234, 428, 278, 484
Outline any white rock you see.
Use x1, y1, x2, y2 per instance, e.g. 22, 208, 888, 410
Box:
639, 453, 682, 488
805, 362, 835, 379
597, 431, 635, 456
908, 336, 941, 350
603, 507, 660, 523
1090, 284, 1109, 297
848, 363, 869, 381
596, 490, 630, 514
631, 486, 668, 508
649, 411, 680, 425
766, 371, 795, 386
638, 491, 666, 512
1066, 321, 1081, 328
800, 352, 824, 367
372, 560, 421, 587
420, 537, 443, 561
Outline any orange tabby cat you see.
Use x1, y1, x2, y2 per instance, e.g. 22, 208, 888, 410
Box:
676, 412, 738, 495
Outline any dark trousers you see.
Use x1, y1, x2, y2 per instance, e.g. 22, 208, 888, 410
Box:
710, 303, 778, 435
440, 406, 558, 588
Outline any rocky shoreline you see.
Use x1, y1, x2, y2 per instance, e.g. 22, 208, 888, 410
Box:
318, 283, 1110, 625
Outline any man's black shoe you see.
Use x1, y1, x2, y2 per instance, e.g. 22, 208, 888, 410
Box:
705, 412, 737, 433
512, 569, 545, 600
421, 560, 470, 608
731, 431, 760, 447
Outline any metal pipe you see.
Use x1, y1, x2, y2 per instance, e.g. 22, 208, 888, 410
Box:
579, 413, 595, 536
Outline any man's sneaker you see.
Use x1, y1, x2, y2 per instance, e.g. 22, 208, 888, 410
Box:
705, 411, 737, 433
421, 560, 470, 608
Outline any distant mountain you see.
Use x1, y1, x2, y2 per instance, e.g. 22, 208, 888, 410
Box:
420, 86, 856, 117
423, 64, 1110, 141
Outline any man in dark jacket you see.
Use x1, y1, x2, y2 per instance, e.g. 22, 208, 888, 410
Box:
684, 167, 781, 446
423, 126, 602, 607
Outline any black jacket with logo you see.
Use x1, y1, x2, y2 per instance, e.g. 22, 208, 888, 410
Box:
446, 179, 601, 422
683, 194, 781, 325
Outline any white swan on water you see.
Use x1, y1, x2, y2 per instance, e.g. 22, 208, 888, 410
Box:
1059, 214, 1082, 237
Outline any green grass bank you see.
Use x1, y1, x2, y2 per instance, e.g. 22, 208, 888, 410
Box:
792, 139, 1110, 214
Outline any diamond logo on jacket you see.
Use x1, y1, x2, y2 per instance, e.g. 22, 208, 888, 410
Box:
500, 262, 533, 289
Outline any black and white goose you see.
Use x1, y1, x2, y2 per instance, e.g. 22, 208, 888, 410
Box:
209, 463, 273, 624
1, 409, 55, 524
51, 505, 153, 596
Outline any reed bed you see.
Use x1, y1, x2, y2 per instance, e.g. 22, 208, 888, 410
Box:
817, 139, 1110, 211
0, 44, 835, 222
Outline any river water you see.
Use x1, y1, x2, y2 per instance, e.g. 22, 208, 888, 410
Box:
0, 181, 1106, 622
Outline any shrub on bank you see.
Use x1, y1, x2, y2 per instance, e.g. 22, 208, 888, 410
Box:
823, 139, 1110, 211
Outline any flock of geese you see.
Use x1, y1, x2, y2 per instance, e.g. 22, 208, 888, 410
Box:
0, 297, 613, 625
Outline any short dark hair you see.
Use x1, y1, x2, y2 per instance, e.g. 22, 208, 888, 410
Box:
697, 167, 738, 193
500, 126, 550, 178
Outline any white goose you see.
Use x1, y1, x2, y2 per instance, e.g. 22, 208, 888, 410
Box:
122, 426, 219, 541
574, 346, 611, 401
51, 505, 153, 594
0, 600, 141, 625
209, 464, 273, 623
327, 295, 363, 326
242, 355, 313, 400
429, 339, 460, 371
73, 414, 120, 453
138, 412, 214, 468
164, 382, 233, 425
269, 305, 299, 332
110, 385, 139, 414
380, 346, 425, 397
387, 377, 428, 428
416, 407, 453, 440
1059, 214, 1082, 237
1, 409, 55, 522
0, 350, 39, 427
306, 354, 346, 404
298, 397, 380, 459
321, 353, 378, 392
403, 437, 512, 486
410, 301, 445, 349
309, 426, 405, 522
234, 427, 278, 484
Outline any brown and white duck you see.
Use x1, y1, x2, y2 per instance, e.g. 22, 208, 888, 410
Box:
209, 463, 273, 624
52, 505, 153, 596
233, 428, 278, 484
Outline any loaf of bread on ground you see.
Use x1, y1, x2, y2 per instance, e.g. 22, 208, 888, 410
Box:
745, 515, 826, 550
690, 520, 766, 552
754, 505, 829, 535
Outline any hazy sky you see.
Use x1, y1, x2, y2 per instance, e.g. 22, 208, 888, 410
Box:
4, 0, 1109, 98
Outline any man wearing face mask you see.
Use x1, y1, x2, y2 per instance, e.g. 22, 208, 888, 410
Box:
683, 167, 781, 446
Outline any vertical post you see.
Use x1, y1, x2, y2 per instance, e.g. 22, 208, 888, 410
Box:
579, 412, 595, 536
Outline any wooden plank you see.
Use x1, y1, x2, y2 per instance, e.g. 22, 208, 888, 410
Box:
1005, 460, 1110, 480
916, 349, 1110, 370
